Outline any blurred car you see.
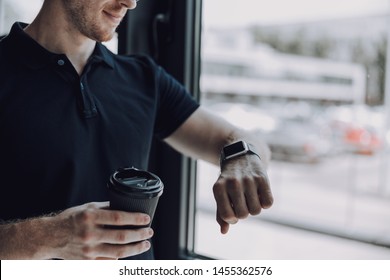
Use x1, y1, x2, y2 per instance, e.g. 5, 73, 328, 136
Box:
206, 102, 332, 163
329, 120, 382, 155
264, 117, 333, 163
325, 105, 384, 155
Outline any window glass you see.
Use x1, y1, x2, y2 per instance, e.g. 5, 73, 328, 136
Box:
0, 0, 43, 35
195, 0, 390, 259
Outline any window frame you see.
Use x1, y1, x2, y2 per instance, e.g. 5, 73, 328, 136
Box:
0, 0, 5, 35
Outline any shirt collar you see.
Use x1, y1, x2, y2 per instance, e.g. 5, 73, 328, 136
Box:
5, 22, 115, 70
5, 22, 58, 70
91, 43, 115, 69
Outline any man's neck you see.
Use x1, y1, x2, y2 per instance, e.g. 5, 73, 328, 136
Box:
24, 3, 95, 75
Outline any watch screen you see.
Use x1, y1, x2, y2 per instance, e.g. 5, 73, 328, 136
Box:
223, 141, 246, 156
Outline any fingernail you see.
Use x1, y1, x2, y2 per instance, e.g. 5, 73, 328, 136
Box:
227, 219, 238, 224
143, 215, 151, 224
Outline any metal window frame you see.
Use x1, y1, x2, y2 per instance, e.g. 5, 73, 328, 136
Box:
0, 0, 4, 34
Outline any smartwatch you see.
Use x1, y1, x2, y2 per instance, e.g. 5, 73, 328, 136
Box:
220, 140, 261, 165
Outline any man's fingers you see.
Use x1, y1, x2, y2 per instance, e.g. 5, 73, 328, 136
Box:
94, 209, 151, 227
213, 180, 238, 225
90, 201, 110, 209
93, 240, 152, 259
255, 175, 274, 209
216, 212, 230, 234
97, 227, 154, 244
244, 181, 262, 216
213, 171, 273, 235
226, 178, 250, 219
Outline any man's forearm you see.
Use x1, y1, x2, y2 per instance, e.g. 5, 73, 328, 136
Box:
0, 216, 58, 259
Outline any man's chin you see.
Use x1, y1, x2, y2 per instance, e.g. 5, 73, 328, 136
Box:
94, 34, 115, 43
89, 29, 116, 43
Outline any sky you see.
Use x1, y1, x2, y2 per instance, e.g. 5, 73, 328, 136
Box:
203, 0, 390, 27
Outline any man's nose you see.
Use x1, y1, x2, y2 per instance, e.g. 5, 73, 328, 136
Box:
118, 0, 138, 9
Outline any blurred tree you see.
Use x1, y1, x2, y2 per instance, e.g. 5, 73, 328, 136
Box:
249, 24, 387, 105
372, 36, 387, 105
311, 36, 332, 58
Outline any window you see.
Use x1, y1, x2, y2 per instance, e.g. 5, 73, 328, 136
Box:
194, 0, 390, 259
0, 0, 42, 35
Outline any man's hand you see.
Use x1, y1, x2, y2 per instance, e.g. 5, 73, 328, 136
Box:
52, 202, 154, 259
0, 202, 154, 259
213, 154, 273, 234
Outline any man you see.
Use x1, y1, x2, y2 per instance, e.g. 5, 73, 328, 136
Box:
0, 0, 273, 259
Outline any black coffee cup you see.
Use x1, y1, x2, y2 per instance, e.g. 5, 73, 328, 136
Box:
107, 167, 164, 228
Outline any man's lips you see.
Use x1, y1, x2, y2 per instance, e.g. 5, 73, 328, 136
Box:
103, 10, 124, 25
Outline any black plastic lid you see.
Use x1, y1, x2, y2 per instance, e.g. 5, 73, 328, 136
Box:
107, 167, 164, 199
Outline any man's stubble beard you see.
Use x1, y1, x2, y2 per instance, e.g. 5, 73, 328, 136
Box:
62, 0, 115, 42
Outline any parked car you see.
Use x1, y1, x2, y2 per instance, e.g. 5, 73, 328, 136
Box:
328, 120, 382, 155
325, 105, 384, 155
264, 117, 332, 163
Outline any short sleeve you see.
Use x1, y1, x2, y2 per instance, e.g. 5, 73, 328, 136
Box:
152, 60, 200, 139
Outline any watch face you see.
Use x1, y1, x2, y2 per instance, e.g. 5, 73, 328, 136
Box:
223, 141, 247, 158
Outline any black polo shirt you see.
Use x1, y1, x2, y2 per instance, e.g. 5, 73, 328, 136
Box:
0, 22, 199, 234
